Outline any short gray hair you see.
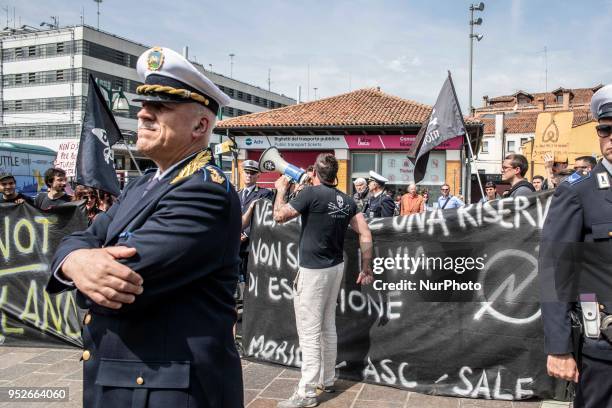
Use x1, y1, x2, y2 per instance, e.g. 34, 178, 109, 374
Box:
354, 177, 366, 186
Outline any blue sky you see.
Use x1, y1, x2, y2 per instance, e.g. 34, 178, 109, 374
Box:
8, 0, 612, 110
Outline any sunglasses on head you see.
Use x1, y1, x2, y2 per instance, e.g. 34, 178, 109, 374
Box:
596, 124, 612, 138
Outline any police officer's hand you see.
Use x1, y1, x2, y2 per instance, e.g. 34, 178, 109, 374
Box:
62, 246, 144, 309
547, 354, 579, 383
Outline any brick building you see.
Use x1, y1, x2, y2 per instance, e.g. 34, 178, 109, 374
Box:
216, 88, 482, 200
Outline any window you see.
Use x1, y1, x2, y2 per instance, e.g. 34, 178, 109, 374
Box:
15, 48, 23, 57
556, 94, 563, 104
56, 42, 65, 53
15, 74, 22, 85
56, 70, 64, 81
520, 137, 529, 147
351, 153, 377, 175
481, 141, 489, 153
226, 88, 234, 97
28, 46, 36, 57
245, 94, 252, 102
14, 100, 22, 111
28, 73, 36, 83
507, 140, 516, 153
237, 91, 244, 99
28, 129, 36, 138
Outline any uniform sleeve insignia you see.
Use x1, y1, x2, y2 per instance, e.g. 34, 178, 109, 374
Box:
565, 170, 591, 185
171, 150, 212, 184
205, 165, 226, 185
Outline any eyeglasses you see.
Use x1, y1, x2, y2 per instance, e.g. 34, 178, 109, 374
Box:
596, 124, 612, 138
441, 188, 450, 191
501, 165, 516, 172
574, 165, 588, 171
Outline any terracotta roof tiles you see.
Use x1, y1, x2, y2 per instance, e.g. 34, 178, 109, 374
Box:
216, 88, 433, 129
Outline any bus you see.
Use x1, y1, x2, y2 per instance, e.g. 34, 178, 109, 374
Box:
0, 142, 57, 197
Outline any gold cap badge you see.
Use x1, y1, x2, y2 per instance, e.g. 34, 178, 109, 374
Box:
147, 47, 165, 71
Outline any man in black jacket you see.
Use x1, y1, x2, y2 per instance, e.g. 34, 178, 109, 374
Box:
501, 153, 535, 197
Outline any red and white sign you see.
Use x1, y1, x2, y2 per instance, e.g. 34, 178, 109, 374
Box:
54, 141, 80, 177
344, 135, 385, 150
344, 135, 463, 150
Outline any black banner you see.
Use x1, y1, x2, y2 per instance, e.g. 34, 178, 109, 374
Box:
243, 191, 569, 401
0, 203, 86, 348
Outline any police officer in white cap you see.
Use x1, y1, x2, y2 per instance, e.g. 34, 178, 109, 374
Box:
237, 159, 273, 298
362, 170, 396, 217
539, 84, 612, 407
47, 47, 243, 407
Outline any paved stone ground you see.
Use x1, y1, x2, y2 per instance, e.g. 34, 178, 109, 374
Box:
0, 346, 571, 408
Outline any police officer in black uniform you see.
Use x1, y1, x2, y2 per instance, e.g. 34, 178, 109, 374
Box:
539, 84, 612, 407
46, 47, 243, 408
238, 160, 273, 291
362, 170, 396, 217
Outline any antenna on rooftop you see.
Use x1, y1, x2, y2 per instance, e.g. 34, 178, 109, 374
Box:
93, 0, 102, 29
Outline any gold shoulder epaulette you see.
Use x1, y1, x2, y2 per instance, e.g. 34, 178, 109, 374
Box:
171, 150, 212, 184
205, 165, 226, 185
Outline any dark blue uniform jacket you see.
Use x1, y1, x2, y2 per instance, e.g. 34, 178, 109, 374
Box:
539, 161, 612, 361
363, 192, 396, 218
46, 150, 244, 408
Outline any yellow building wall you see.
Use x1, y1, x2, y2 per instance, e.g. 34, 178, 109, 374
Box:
445, 160, 461, 196
525, 114, 601, 179
337, 159, 349, 194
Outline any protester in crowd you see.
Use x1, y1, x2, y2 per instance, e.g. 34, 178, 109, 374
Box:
394, 193, 402, 214
421, 189, 432, 210
574, 155, 597, 173
96, 189, 115, 212
306, 164, 315, 180
532, 175, 545, 191
400, 182, 424, 215
237, 160, 273, 299
46, 47, 243, 407
542, 152, 568, 190
33, 168, 71, 210
436, 183, 464, 209
480, 181, 500, 203
539, 84, 612, 407
72, 185, 100, 225
0, 172, 33, 204
352, 177, 369, 212
553, 168, 576, 186
501, 154, 535, 198
273, 153, 373, 408
362, 171, 396, 217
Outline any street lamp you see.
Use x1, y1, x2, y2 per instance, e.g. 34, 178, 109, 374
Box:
95, 79, 130, 113
468, 2, 485, 115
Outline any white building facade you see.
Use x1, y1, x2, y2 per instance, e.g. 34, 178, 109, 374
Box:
0, 25, 295, 176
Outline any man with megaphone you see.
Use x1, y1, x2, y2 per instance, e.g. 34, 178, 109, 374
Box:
272, 152, 374, 408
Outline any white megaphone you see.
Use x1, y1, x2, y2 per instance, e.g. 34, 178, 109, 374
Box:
258, 146, 307, 184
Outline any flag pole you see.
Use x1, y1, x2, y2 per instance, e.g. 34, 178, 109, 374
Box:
120, 135, 143, 176
448, 71, 485, 202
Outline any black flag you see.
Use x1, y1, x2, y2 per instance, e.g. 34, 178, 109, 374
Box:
75, 75, 122, 196
407, 73, 466, 183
